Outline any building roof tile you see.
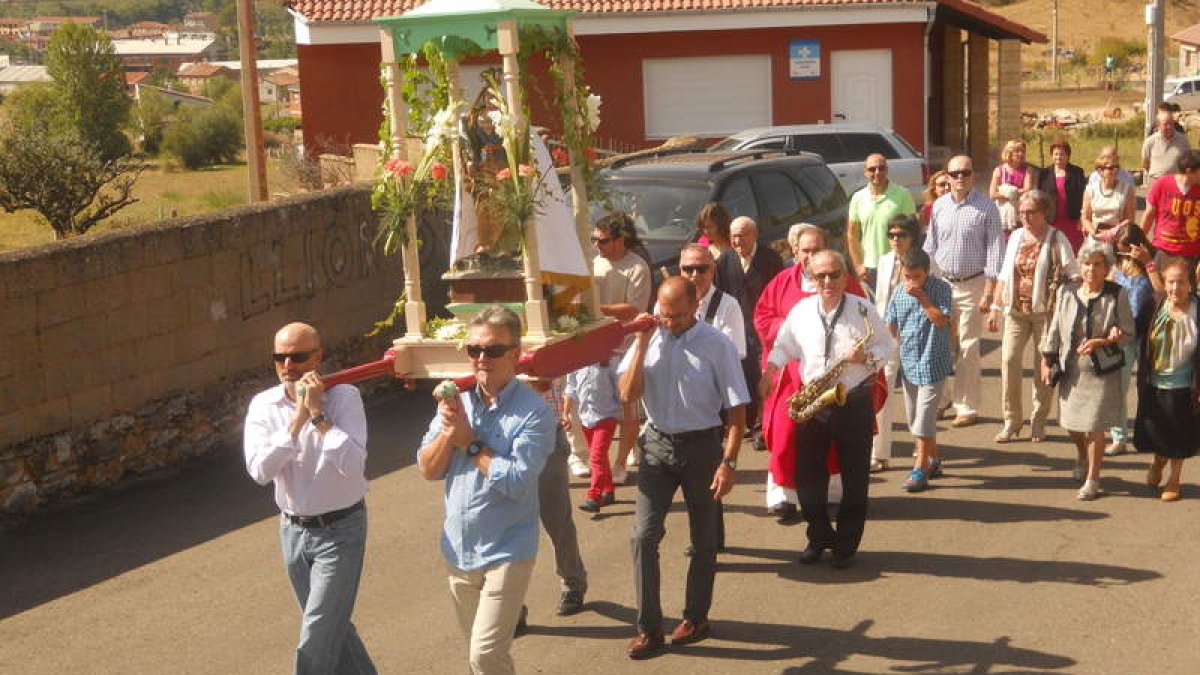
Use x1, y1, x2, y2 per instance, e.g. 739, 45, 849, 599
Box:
288, 0, 1043, 42
1173, 24, 1200, 47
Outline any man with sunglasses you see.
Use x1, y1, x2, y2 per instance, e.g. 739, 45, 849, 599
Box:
417, 306, 556, 675
590, 212, 653, 483
923, 155, 1004, 428
760, 251, 893, 569
620, 276, 750, 659
847, 154, 917, 287
244, 322, 377, 675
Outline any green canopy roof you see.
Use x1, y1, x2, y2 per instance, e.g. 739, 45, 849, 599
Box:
374, 0, 574, 58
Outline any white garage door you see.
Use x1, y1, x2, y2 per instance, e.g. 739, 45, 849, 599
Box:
642, 55, 772, 139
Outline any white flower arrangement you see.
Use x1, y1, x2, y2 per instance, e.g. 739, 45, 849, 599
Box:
585, 93, 602, 133
435, 321, 467, 341
555, 315, 581, 333
425, 103, 464, 153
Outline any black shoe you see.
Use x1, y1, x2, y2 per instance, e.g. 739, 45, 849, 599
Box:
830, 553, 856, 569
798, 543, 826, 565
683, 544, 695, 557
578, 499, 601, 513
770, 502, 799, 523
601, 491, 616, 506
514, 605, 529, 637
556, 589, 585, 616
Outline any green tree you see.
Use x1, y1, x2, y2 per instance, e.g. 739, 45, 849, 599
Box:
134, 87, 175, 154
162, 102, 243, 169
0, 122, 144, 239
44, 22, 132, 161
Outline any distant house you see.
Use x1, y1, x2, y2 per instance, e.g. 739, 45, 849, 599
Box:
184, 12, 220, 33
124, 70, 151, 96
23, 16, 102, 50
119, 21, 172, 39
177, 62, 235, 96
264, 67, 301, 115
112, 34, 219, 73
1173, 25, 1200, 77
0, 18, 26, 39
0, 61, 50, 95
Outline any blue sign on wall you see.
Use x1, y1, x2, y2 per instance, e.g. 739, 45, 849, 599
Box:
789, 39, 821, 80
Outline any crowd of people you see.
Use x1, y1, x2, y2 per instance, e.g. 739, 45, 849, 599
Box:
241, 105, 1200, 673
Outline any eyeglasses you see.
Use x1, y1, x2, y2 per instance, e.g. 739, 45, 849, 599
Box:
865, 166, 887, 173
813, 271, 843, 281
935, 181, 951, 189
887, 231, 910, 240
273, 350, 316, 363
1099, 165, 1119, 171
590, 236, 612, 245
680, 264, 711, 275
656, 311, 691, 322
465, 343, 515, 359
1018, 209, 1041, 217
947, 169, 973, 178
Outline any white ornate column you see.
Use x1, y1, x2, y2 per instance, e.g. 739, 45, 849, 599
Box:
557, 33, 600, 318
498, 19, 550, 340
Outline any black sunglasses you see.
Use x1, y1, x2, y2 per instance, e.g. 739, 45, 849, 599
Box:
272, 350, 316, 363
680, 264, 711, 274
813, 271, 843, 281
887, 231, 910, 239
591, 236, 612, 245
465, 343, 516, 359
865, 166, 887, 173
947, 169, 973, 178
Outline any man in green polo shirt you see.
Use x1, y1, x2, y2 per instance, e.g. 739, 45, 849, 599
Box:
847, 153, 917, 287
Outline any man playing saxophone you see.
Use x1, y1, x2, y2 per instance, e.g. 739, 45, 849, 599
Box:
759, 250, 894, 569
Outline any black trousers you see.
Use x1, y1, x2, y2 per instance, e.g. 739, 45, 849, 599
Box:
632, 425, 723, 632
794, 385, 874, 558
741, 343, 763, 430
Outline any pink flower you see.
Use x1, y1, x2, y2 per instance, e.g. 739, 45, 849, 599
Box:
518, 164, 535, 178
385, 158, 414, 176
430, 162, 448, 180
496, 168, 512, 181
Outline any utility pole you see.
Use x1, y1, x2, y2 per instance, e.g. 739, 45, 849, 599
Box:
1051, 0, 1059, 85
1146, 0, 1166, 134
236, 0, 268, 202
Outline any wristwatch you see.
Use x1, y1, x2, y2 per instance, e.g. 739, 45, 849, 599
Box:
310, 413, 328, 428
722, 457, 737, 470
466, 439, 487, 457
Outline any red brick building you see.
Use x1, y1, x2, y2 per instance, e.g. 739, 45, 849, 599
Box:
287, 0, 1043, 166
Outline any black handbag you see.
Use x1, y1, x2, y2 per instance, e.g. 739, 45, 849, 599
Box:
1090, 343, 1126, 375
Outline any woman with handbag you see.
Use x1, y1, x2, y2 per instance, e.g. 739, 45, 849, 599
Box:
1134, 259, 1200, 501
1040, 241, 1135, 500
988, 190, 1077, 443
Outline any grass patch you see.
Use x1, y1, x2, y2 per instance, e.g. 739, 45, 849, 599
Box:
0, 158, 301, 251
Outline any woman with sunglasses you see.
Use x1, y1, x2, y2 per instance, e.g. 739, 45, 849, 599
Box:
870, 214, 921, 472
988, 190, 1078, 443
920, 170, 950, 231
990, 139, 1036, 233
1105, 224, 1158, 456
1081, 154, 1135, 245
695, 201, 733, 261
1036, 140, 1087, 252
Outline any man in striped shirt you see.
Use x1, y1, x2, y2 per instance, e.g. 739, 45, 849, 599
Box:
922, 155, 1004, 428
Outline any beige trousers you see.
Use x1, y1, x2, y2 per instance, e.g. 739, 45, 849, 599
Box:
447, 558, 535, 675
945, 274, 988, 417
1000, 309, 1053, 430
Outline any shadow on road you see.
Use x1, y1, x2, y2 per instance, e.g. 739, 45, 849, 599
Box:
532, 603, 1074, 671
715, 547, 1160, 588
0, 390, 432, 620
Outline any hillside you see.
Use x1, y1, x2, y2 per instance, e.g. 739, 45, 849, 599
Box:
987, 0, 1200, 62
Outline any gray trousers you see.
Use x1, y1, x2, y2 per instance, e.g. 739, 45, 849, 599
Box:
539, 426, 588, 594
631, 425, 723, 633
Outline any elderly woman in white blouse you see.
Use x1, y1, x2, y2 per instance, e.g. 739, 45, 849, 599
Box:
987, 190, 1078, 443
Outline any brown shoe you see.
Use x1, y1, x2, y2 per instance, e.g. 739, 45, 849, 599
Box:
627, 631, 665, 659
951, 414, 978, 428
670, 619, 711, 646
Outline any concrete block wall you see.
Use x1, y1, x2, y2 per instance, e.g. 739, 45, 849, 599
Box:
0, 186, 404, 513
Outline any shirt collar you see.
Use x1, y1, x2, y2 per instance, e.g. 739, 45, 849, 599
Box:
266, 383, 293, 406
470, 376, 521, 411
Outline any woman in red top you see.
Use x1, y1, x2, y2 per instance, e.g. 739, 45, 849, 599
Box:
1142, 149, 1200, 268
1036, 141, 1087, 251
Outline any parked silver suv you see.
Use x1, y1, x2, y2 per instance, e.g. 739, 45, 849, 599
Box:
710, 123, 928, 203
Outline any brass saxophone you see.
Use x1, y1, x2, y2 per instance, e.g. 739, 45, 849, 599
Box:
787, 303, 874, 424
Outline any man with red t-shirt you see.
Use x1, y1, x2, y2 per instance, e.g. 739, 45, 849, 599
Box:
1142, 149, 1200, 268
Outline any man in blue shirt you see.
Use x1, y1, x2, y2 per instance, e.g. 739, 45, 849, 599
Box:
618, 277, 750, 659
884, 249, 954, 492
417, 306, 556, 674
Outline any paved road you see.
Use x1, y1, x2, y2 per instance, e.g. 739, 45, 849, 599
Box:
3, 339, 1198, 674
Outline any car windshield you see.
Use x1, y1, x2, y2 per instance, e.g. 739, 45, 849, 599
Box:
593, 178, 710, 247
709, 134, 751, 152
